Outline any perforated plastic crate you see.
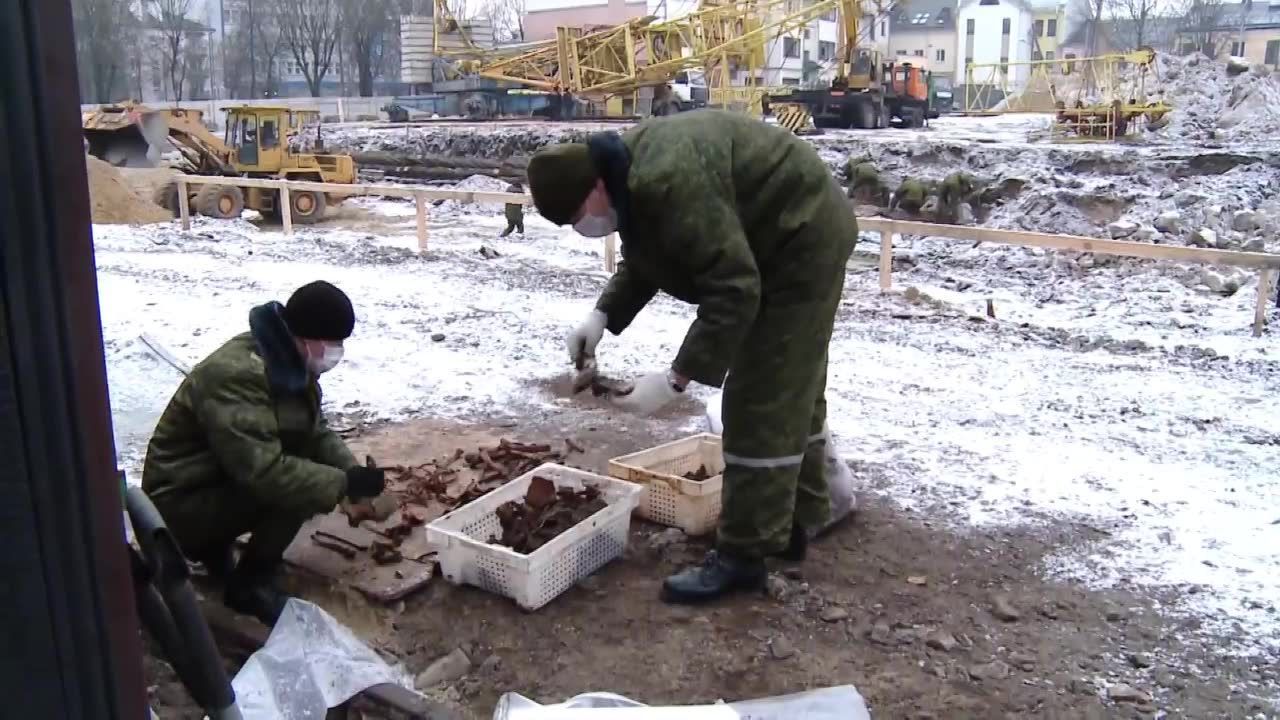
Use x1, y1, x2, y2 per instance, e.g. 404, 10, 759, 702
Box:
607, 433, 724, 536
425, 463, 642, 611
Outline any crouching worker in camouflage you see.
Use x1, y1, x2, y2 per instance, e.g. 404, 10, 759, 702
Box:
142, 281, 386, 626
848, 161, 890, 207
526, 110, 856, 604
937, 171, 977, 224
890, 177, 930, 216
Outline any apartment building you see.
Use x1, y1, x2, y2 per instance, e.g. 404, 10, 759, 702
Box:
887, 0, 958, 79
956, 0, 1036, 87
1030, 2, 1064, 60
1178, 0, 1280, 68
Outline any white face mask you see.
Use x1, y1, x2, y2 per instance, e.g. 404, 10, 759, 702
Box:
573, 208, 617, 238
306, 343, 344, 375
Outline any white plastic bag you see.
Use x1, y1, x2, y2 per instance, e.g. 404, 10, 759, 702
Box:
232, 599, 415, 719
705, 391, 858, 536
494, 685, 870, 720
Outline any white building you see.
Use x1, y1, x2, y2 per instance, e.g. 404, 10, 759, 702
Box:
955, 0, 1035, 89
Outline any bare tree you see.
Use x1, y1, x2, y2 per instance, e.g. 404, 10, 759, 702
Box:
1107, 0, 1157, 49
1174, 0, 1227, 55
272, 0, 341, 96
483, 0, 526, 42
149, 0, 197, 100
341, 0, 397, 96
72, 0, 134, 102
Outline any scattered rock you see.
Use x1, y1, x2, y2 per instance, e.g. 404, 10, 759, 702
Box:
1215, 232, 1235, 250
1202, 269, 1243, 295
647, 528, 687, 552
1128, 652, 1153, 669
991, 594, 1021, 622
478, 654, 502, 675
415, 648, 472, 689
1133, 224, 1158, 242
956, 203, 976, 225
819, 606, 849, 623
1154, 210, 1182, 232
1155, 670, 1187, 690
1009, 652, 1037, 671
1244, 237, 1266, 252
968, 660, 1011, 681
1173, 191, 1204, 209
1108, 220, 1139, 239
477, 245, 501, 259
766, 574, 791, 602
868, 621, 897, 646
769, 635, 796, 660
926, 632, 958, 652
1226, 57, 1251, 76
1107, 683, 1153, 704
1189, 228, 1217, 248
782, 567, 805, 581
431, 333, 447, 342
906, 575, 928, 586
1105, 607, 1127, 622
1037, 604, 1060, 620
1233, 209, 1262, 232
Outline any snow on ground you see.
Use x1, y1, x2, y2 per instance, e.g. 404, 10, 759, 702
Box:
96, 135, 1280, 660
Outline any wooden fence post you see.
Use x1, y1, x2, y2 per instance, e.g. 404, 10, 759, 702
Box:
177, 179, 190, 231
878, 228, 893, 291
279, 183, 293, 237
605, 233, 617, 273
1254, 268, 1275, 337
415, 192, 428, 252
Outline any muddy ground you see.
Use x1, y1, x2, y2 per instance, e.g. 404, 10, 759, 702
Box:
142, 412, 1268, 719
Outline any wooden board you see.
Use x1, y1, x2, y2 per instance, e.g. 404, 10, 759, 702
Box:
279, 420, 507, 603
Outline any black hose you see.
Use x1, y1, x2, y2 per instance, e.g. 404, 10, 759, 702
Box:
127, 488, 242, 719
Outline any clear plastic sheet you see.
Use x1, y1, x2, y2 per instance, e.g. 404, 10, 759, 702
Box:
231, 599, 414, 719
493, 685, 871, 719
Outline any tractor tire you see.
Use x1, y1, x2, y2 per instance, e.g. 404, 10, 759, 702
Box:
152, 182, 181, 217
194, 184, 246, 219
288, 189, 327, 225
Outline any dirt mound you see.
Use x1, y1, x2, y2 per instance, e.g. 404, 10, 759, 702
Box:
1156, 54, 1280, 142
85, 155, 171, 224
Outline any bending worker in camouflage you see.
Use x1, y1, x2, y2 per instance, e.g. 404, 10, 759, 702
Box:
526, 110, 856, 603
937, 171, 977, 224
890, 177, 930, 216
142, 281, 386, 625
848, 161, 890, 207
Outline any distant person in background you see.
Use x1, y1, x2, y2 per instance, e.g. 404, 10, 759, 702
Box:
501, 181, 526, 237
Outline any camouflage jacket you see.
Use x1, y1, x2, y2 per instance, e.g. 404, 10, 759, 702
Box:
939, 172, 975, 207
893, 179, 931, 207
142, 302, 354, 516
590, 110, 853, 387
849, 163, 882, 188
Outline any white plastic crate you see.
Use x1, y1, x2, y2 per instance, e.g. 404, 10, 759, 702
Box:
425, 463, 642, 611
607, 433, 724, 536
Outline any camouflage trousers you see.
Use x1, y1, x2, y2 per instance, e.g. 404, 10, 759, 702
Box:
716, 199, 856, 558
151, 483, 310, 572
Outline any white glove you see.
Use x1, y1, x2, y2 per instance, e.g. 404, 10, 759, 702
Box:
610, 370, 686, 415
566, 310, 608, 367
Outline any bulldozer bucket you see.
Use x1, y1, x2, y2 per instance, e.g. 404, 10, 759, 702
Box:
83, 106, 169, 168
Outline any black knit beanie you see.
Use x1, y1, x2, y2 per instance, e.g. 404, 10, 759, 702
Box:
282, 281, 355, 341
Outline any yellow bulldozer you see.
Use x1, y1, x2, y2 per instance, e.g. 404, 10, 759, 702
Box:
82, 103, 357, 223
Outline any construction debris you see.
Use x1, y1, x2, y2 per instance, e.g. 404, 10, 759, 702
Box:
491, 476, 607, 554
682, 465, 712, 482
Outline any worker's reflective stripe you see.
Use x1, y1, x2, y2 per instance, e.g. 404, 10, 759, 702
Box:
723, 451, 806, 468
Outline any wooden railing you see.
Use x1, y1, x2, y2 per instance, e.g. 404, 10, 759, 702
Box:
170, 176, 1274, 335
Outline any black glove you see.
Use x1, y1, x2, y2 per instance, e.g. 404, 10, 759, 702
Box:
344, 466, 386, 501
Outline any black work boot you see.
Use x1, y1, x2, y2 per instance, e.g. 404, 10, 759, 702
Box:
224, 564, 291, 626
661, 550, 767, 604
771, 523, 808, 563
